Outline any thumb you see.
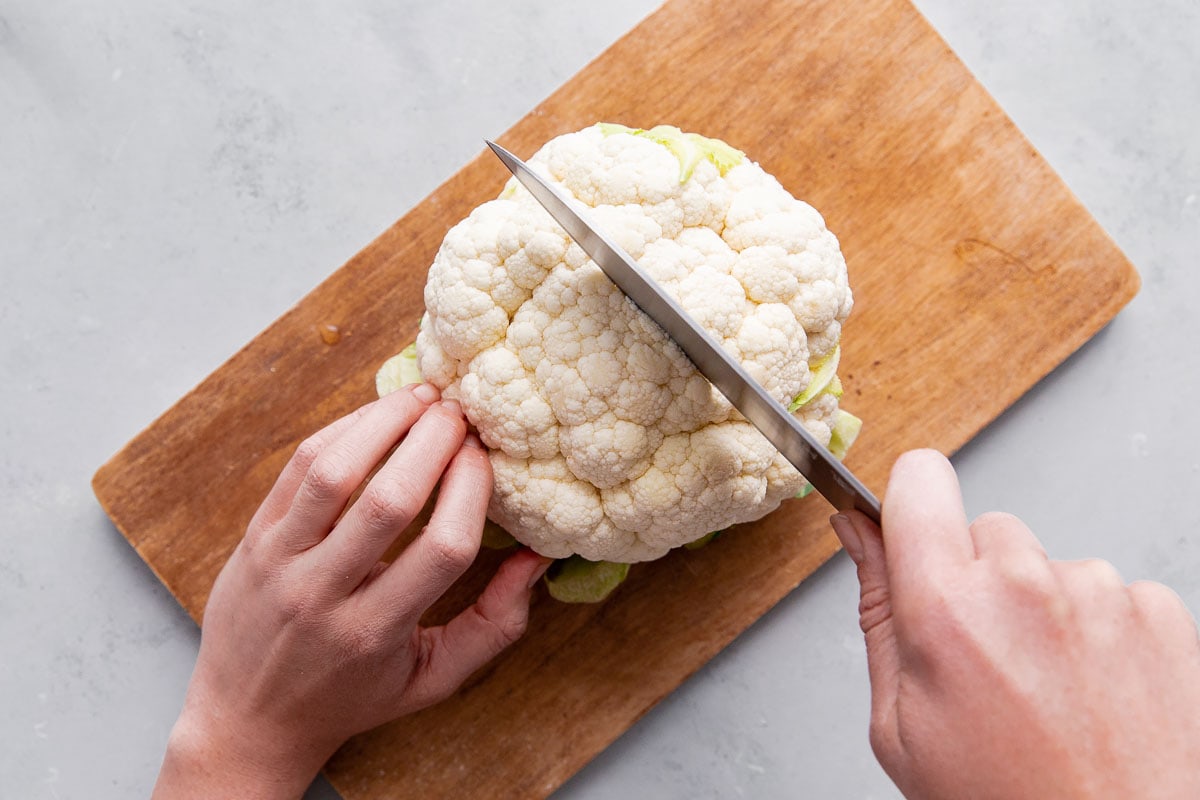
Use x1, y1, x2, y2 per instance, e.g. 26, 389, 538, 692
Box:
405, 549, 552, 709
831, 511, 902, 757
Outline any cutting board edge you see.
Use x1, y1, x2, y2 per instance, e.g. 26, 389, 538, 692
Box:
904, 0, 1148, 296
92, 471, 204, 624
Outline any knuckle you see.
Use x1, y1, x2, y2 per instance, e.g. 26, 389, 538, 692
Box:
238, 532, 276, 577
276, 584, 321, 624
303, 455, 356, 503
1129, 579, 1188, 618
340, 621, 389, 661
858, 585, 893, 635
423, 526, 479, 580
291, 435, 326, 474
995, 556, 1056, 600
495, 607, 529, 644
971, 512, 1046, 557
972, 510, 1023, 532
1128, 578, 1173, 603
1053, 559, 1124, 606
238, 525, 267, 559
1078, 557, 1124, 586
1127, 581, 1200, 651
232, 533, 291, 589
474, 605, 528, 652
359, 484, 422, 531
359, 490, 404, 530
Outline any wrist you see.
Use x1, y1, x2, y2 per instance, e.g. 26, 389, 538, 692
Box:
154, 704, 332, 800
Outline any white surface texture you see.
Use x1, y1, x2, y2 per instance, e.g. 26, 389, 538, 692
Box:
2, 1, 1197, 797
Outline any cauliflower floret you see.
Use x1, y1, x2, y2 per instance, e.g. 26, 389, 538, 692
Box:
413, 124, 855, 563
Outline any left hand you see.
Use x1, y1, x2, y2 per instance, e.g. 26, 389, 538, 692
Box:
153, 384, 551, 799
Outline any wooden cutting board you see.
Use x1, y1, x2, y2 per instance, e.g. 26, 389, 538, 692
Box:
93, 0, 1139, 796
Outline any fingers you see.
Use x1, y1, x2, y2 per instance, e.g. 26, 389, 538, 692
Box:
1128, 580, 1200, 657
831, 511, 902, 763
881, 449, 973, 608
1047, 559, 1128, 641
267, 386, 440, 554
1050, 567, 1200, 663
969, 512, 1047, 561
354, 430, 493, 610
318, 401, 472, 586
250, 395, 388, 533
1052, 558, 1125, 599
403, 549, 551, 709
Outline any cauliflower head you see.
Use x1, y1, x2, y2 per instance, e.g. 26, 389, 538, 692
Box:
412, 124, 854, 563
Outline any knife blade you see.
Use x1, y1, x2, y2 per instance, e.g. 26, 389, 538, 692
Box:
486, 140, 881, 525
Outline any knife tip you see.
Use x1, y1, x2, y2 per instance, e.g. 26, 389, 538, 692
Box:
485, 140, 518, 171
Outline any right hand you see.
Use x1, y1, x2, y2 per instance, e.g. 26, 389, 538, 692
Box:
831, 449, 1200, 799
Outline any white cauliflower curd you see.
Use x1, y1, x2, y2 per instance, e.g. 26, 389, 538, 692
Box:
380, 124, 859, 565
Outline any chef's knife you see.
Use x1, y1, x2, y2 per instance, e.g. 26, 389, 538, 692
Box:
487, 140, 882, 525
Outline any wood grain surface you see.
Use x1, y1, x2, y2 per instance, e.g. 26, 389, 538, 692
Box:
93, 0, 1139, 796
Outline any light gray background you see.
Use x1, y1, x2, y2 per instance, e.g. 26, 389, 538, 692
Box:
3, 0, 1198, 797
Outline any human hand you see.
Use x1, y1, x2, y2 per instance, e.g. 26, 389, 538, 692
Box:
153, 384, 551, 799
831, 449, 1200, 800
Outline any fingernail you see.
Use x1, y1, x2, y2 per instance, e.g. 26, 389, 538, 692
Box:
412, 383, 439, 403
464, 433, 485, 449
440, 399, 462, 416
526, 556, 554, 589
830, 513, 864, 564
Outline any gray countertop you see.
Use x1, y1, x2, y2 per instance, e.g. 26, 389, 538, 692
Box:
3, 1, 1197, 797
